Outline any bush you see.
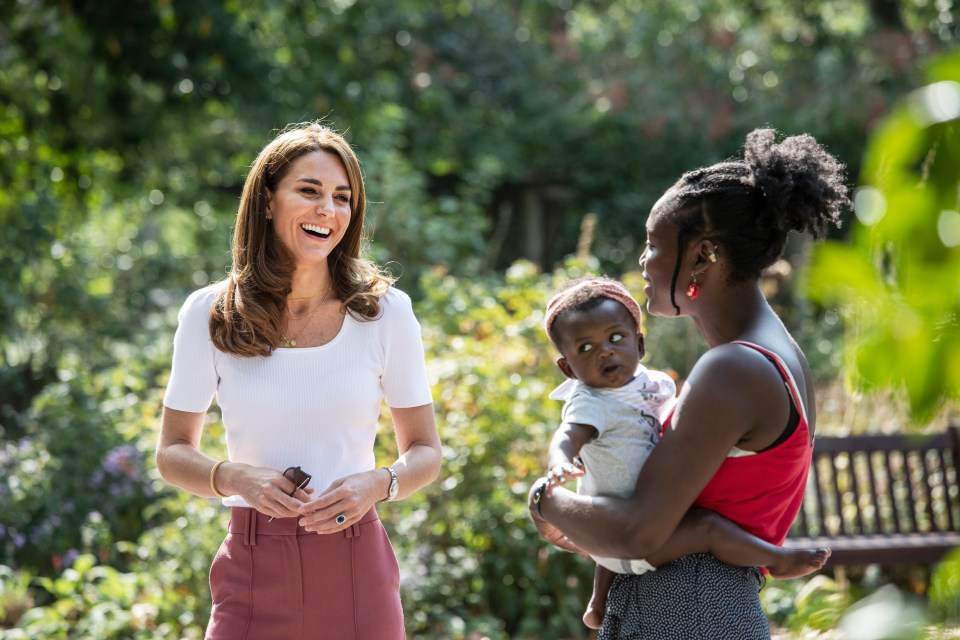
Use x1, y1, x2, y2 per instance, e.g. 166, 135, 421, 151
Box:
0, 371, 159, 573
385, 260, 595, 638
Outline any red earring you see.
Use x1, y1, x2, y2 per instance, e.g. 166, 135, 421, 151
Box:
685, 273, 700, 300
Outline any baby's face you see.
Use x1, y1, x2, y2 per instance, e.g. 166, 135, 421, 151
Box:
555, 298, 643, 389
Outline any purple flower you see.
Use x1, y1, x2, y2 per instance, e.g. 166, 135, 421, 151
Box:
102, 445, 142, 480
62, 548, 80, 568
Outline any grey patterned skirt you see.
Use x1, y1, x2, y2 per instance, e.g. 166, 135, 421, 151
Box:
598, 553, 770, 640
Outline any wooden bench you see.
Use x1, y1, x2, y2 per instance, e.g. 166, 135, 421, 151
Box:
783, 424, 960, 566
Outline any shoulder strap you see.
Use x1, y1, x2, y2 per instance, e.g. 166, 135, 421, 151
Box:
731, 341, 808, 428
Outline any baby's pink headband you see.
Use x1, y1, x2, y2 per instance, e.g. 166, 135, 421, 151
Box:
544, 279, 644, 336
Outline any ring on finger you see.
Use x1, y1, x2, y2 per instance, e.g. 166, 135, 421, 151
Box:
335, 513, 346, 525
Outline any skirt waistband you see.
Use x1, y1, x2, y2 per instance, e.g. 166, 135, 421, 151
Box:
228, 507, 380, 545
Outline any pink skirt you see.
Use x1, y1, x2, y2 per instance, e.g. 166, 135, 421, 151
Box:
205, 507, 405, 640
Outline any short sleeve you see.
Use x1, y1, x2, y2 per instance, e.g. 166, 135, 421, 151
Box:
379, 288, 433, 409
162, 285, 220, 413
561, 390, 611, 435
640, 368, 678, 423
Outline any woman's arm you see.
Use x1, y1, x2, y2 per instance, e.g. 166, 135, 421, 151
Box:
298, 403, 441, 532
155, 406, 221, 498
383, 402, 443, 500
530, 346, 784, 559
156, 406, 310, 518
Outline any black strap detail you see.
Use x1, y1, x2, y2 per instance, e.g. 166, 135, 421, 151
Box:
753, 352, 801, 454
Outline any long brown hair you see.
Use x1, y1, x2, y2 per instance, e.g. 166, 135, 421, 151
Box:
210, 122, 393, 357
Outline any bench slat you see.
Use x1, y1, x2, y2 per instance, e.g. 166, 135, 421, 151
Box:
938, 447, 957, 531
784, 533, 960, 566
918, 450, 937, 532
883, 449, 904, 534
812, 454, 829, 537
849, 451, 866, 533
830, 451, 848, 536
865, 450, 882, 534
812, 433, 952, 453
905, 450, 922, 533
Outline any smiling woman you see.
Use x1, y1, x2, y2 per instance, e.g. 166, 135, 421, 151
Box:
154, 122, 442, 640
208, 123, 382, 357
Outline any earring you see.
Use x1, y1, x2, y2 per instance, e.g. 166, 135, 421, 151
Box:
685, 272, 700, 300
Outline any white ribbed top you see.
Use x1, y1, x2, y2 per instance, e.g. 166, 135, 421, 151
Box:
163, 282, 433, 507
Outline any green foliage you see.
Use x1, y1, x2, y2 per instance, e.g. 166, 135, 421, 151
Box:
0, 482, 224, 638
384, 260, 594, 638
808, 51, 960, 420
0, 566, 33, 629
3, 1, 960, 637
0, 368, 158, 572
931, 548, 960, 622
761, 574, 855, 632
2, 547, 205, 639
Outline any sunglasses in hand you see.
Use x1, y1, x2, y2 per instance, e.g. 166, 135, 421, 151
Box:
267, 466, 312, 522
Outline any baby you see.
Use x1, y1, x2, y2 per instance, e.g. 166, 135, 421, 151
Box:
541, 276, 829, 629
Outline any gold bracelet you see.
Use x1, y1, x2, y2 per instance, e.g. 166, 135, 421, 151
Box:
210, 460, 229, 498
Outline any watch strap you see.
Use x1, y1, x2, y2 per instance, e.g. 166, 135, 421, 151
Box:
383, 466, 399, 502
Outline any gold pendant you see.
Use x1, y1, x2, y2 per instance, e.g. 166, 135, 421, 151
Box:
281, 338, 297, 348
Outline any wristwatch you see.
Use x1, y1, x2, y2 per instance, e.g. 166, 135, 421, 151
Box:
383, 466, 399, 502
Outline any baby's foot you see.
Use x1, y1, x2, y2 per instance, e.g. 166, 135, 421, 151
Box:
583, 597, 606, 630
768, 547, 831, 579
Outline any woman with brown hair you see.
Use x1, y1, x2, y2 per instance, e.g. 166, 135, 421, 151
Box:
156, 122, 441, 639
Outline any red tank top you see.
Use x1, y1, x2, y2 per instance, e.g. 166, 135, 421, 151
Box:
664, 341, 813, 545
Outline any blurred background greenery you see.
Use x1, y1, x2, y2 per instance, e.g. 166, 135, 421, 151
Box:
0, 1, 957, 638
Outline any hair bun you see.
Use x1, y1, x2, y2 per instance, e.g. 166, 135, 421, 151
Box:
743, 128, 849, 239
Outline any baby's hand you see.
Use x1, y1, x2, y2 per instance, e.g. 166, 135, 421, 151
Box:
545, 457, 586, 494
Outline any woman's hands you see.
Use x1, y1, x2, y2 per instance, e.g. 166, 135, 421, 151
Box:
297, 469, 389, 534
154, 408, 315, 518
527, 478, 588, 556
529, 457, 587, 554
218, 463, 314, 519
294, 403, 441, 534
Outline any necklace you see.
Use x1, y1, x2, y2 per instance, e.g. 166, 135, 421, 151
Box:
280, 287, 331, 348
287, 283, 329, 301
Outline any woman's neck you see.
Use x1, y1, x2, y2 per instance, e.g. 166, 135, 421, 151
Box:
286, 267, 334, 313
692, 282, 771, 348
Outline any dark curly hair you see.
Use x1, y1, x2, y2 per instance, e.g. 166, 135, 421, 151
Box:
659, 128, 850, 314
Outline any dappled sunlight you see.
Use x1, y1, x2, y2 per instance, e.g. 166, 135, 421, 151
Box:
2, 1, 958, 638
